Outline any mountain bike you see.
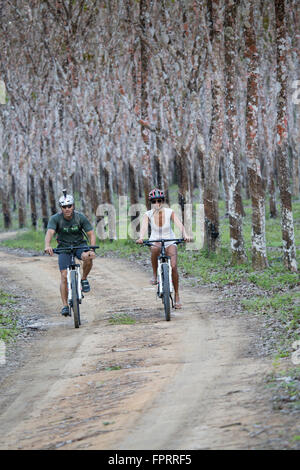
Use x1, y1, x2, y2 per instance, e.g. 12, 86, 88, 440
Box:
52, 245, 99, 328
142, 239, 184, 321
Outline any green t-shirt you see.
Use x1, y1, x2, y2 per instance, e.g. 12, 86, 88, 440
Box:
47, 211, 93, 248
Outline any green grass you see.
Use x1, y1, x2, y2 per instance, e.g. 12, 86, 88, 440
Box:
105, 366, 122, 371
0, 291, 17, 306
0, 290, 19, 343
266, 367, 300, 414
0, 229, 48, 251
242, 292, 300, 355
108, 314, 136, 325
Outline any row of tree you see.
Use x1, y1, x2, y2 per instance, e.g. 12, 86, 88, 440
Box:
0, 0, 299, 271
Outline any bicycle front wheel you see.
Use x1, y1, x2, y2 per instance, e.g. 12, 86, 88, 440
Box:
162, 263, 171, 321
71, 270, 81, 328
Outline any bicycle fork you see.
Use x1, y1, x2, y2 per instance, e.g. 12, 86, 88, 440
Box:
157, 259, 174, 306
67, 266, 83, 305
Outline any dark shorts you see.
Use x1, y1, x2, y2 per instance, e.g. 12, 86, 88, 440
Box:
58, 245, 87, 271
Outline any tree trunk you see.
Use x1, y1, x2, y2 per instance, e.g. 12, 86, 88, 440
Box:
10, 172, 16, 212
40, 172, 48, 231
0, 166, 12, 229
176, 147, 192, 225
224, 0, 247, 264
17, 157, 27, 229
140, 0, 153, 209
30, 174, 37, 229
291, 107, 300, 197
196, 136, 205, 204
203, 0, 225, 252
275, 0, 298, 272
129, 160, 139, 208
0, 139, 12, 228
102, 159, 114, 205
220, 151, 229, 213
244, 0, 268, 270
48, 176, 57, 215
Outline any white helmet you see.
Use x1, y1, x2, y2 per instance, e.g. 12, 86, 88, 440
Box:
59, 189, 74, 207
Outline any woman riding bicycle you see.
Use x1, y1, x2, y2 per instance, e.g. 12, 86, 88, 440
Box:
136, 188, 191, 309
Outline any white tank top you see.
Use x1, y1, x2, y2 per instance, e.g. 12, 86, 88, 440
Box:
146, 208, 176, 247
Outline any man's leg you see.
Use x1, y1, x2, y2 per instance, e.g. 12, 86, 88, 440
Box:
81, 251, 95, 280
79, 251, 96, 292
60, 269, 68, 306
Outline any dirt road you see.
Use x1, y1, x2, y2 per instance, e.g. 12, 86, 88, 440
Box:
0, 249, 278, 450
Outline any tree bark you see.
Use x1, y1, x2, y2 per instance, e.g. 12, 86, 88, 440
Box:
291, 106, 300, 197
224, 0, 247, 264
275, 0, 298, 272
244, 0, 268, 269
176, 147, 192, 225
203, 0, 225, 252
30, 174, 37, 229
40, 171, 48, 231
48, 176, 57, 215
140, 0, 153, 209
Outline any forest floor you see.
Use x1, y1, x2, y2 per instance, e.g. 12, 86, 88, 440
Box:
0, 236, 299, 450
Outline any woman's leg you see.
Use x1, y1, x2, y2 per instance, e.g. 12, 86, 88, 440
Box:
150, 244, 161, 283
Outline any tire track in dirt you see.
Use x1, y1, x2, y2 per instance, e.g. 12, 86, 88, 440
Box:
0, 250, 272, 450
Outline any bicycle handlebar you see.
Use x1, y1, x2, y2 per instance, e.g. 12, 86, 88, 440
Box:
52, 245, 99, 254
142, 238, 185, 246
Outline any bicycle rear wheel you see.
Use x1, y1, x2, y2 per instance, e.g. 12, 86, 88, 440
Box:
71, 270, 81, 328
162, 263, 171, 321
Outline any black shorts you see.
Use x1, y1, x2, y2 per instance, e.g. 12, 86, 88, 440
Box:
58, 245, 86, 271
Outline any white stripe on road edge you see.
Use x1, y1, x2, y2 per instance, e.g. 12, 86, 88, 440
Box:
0, 340, 6, 365
291, 340, 300, 365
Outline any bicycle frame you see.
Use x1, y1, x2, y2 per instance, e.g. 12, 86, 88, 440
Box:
66, 251, 82, 305
51, 244, 99, 327
157, 242, 173, 298
142, 238, 184, 303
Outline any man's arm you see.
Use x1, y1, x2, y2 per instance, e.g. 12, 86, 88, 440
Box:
86, 229, 96, 246
45, 229, 55, 255
84, 230, 97, 259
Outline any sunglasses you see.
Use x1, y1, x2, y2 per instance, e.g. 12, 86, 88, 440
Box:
62, 204, 73, 209
152, 199, 163, 204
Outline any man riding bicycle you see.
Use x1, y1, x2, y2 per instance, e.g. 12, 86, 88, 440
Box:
136, 188, 191, 309
44, 190, 96, 316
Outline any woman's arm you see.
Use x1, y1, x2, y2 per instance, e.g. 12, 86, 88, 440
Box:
171, 211, 192, 241
136, 214, 149, 243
